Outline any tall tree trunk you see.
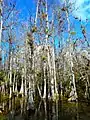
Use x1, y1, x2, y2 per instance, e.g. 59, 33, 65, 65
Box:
64, 0, 77, 101
24, 60, 27, 96
85, 75, 90, 99
13, 71, 16, 93
43, 62, 47, 98
52, 46, 58, 95
20, 74, 24, 97
9, 49, 12, 98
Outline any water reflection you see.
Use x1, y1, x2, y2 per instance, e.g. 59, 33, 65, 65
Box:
0, 98, 90, 120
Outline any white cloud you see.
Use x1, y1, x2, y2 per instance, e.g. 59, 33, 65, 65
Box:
71, 0, 90, 21
59, 0, 90, 21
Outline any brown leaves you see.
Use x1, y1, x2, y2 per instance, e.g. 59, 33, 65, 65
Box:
31, 26, 37, 33
81, 25, 86, 37
42, 13, 47, 19
70, 31, 76, 35
43, 2, 46, 6
61, 7, 67, 11
82, 29, 86, 35
9, 38, 12, 44
27, 32, 34, 46
44, 27, 49, 34
74, 17, 78, 20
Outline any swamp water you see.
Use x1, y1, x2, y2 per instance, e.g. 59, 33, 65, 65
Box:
0, 98, 90, 120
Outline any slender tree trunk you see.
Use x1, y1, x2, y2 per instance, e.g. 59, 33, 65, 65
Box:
69, 44, 78, 101
24, 64, 27, 96
64, 0, 77, 101
43, 63, 47, 98
24, 45, 27, 96
35, 0, 40, 26
13, 71, 16, 93
15, 74, 18, 96
20, 74, 24, 97
52, 46, 58, 94
85, 75, 90, 99
9, 51, 12, 98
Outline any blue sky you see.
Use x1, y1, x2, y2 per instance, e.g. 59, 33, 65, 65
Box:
15, 0, 90, 46
15, 0, 90, 22
16, 0, 36, 20
2, 0, 90, 63
16, 0, 90, 21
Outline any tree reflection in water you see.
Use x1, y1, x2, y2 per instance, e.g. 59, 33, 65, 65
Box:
0, 98, 90, 120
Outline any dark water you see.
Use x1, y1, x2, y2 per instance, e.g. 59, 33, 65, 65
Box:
0, 98, 90, 120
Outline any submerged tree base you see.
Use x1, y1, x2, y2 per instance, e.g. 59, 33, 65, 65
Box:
1, 96, 90, 120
